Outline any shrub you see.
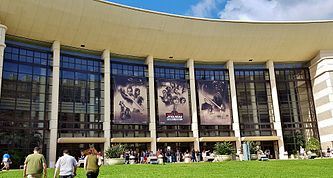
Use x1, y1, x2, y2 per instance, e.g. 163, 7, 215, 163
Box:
249, 141, 259, 154
306, 137, 320, 154
105, 144, 126, 158
214, 142, 235, 155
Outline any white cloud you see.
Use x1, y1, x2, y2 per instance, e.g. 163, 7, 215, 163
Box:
219, 0, 333, 21
189, 0, 220, 18
189, 0, 333, 21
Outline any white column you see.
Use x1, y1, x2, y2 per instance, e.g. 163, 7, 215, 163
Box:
49, 41, 60, 167
186, 59, 199, 151
226, 61, 241, 152
0, 24, 7, 95
102, 50, 111, 151
249, 76, 259, 136
145, 55, 157, 153
266, 60, 286, 159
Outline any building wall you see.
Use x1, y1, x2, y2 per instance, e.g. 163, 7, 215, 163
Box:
0, 35, 326, 167
310, 51, 333, 150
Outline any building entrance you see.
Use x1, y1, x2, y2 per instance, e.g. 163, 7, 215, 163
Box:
259, 141, 278, 159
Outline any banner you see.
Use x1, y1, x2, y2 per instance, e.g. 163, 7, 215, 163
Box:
157, 79, 190, 125
113, 76, 148, 124
197, 80, 231, 125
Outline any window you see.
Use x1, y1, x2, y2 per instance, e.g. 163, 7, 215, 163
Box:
58, 52, 103, 137
235, 68, 274, 136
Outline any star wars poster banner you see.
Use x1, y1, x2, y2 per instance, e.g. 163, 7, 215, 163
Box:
197, 80, 231, 125
113, 76, 148, 124
157, 79, 191, 125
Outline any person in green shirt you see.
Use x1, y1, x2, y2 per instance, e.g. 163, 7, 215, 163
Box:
24, 147, 48, 178
84, 148, 101, 178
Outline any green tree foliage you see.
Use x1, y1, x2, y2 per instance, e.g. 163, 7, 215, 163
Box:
214, 142, 235, 155
305, 137, 320, 153
105, 144, 126, 158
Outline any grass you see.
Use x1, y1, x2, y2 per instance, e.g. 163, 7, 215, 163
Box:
1, 159, 332, 178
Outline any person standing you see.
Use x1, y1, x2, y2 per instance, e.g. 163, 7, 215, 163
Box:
53, 149, 77, 178
191, 150, 197, 162
327, 146, 331, 157
84, 148, 101, 178
2, 151, 11, 171
23, 147, 47, 178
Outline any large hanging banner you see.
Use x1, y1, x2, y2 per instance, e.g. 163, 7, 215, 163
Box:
197, 80, 231, 125
113, 76, 148, 124
157, 79, 190, 125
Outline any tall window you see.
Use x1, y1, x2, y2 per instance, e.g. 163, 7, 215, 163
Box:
0, 41, 52, 167
154, 63, 192, 137
235, 67, 274, 136
58, 51, 103, 137
275, 66, 319, 155
195, 67, 233, 137
110, 58, 150, 137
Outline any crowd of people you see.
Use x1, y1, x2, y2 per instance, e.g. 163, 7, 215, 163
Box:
122, 148, 214, 164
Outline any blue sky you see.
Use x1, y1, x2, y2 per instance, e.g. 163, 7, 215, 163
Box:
107, 0, 333, 21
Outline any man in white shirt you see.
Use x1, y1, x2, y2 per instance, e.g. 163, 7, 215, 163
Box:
54, 149, 78, 178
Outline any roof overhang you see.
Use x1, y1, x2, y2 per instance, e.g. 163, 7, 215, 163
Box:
1, 0, 333, 62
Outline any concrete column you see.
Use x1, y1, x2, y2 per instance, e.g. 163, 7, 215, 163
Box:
49, 41, 60, 167
266, 60, 286, 159
186, 59, 199, 151
145, 55, 157, 153
226, 61, 241, 153
0, 24, 7, 96
249, 76, 259, 136
102, 50, 111, 151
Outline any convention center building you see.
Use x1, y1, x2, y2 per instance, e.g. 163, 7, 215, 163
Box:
1, 0, 333, 167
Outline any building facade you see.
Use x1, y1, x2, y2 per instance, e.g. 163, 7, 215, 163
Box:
0, 0, 333, 167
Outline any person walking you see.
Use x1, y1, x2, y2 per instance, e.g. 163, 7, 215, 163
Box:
53, 149, 77, 178
84, 148, 101, 178
23, 147, 47, 178
2, 151, 11, 171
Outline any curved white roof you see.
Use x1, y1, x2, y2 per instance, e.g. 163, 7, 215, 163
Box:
1, 0, 333, 62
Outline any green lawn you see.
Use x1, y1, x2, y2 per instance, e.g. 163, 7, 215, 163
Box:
1, 159, 332, 178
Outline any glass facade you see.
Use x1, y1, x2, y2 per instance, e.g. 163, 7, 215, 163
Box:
275, 67, 319, 155
235, 67, 274, 136
58, 51, 104, 137
0, 38, 324, 164
0, 41, 52, 167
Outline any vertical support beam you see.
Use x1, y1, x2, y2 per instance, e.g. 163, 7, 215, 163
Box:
249, 76, 259, 136
145, 55, 157, 153
266, 60, 286, 159
103, 50, 111, 151
49, 41, 60, 167
226, 61, 241, 153
186, 59, 199, 151
0, 24, 7, 96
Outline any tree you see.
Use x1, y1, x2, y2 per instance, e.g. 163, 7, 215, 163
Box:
305, 137, 320, 155
214, 142, 235, 155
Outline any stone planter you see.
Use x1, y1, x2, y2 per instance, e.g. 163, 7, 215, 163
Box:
221, 155, 232, 161
104, 158, 125, 165
250, 154, 258, 160
215, 155, 232, 162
